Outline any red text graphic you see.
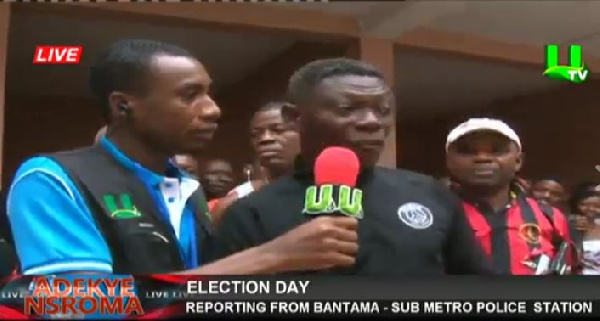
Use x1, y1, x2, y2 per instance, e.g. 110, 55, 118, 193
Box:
33, 46, 82, 64
24, 277, 144, 316
24, 297, 144, 316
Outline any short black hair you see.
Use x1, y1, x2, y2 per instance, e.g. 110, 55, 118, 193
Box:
256, 101, 293, 114
251, 101, 298, 129
89, 39, 193, 120
286, 58, 385, 105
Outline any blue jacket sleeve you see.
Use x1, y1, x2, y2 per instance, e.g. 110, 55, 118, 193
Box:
7, 157, 113, 275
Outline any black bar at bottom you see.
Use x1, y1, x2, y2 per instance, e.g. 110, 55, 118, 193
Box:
181, 300, 599, 317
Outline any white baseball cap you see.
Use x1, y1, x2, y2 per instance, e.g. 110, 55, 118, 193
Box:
446, 118, 522, 151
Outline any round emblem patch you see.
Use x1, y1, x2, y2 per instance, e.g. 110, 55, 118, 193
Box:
518, 224, 541, 245
397, 202, 434, 230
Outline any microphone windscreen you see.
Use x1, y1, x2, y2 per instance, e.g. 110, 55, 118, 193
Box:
314, 146, 360, 187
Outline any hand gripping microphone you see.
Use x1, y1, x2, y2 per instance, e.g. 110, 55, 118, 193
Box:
302, 146, 363, 219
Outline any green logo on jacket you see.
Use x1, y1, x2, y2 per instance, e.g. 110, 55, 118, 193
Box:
302, 184, 363, 219
103, 194, 142, 219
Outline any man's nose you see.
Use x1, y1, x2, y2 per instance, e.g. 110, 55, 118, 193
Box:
199, 95, 221, 122
356, 110, 383, 132
258, 131, 276, 144
472, 150, 494, 162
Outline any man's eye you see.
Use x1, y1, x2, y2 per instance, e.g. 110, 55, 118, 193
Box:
455, 145, 472, 154
339, 104, 361, 112
490, 145, 509, 154
271, 126, 287, 133
378, 105, 392, 115
183, 90, 199, 102
250, 131, 261, 139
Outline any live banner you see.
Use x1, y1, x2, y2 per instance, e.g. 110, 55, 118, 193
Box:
0, 275, 598, 319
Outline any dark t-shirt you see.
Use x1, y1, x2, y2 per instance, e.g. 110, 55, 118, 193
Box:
211, 160, 494, 275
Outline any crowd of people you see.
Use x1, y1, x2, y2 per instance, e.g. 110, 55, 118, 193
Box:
1, 38, 599, 277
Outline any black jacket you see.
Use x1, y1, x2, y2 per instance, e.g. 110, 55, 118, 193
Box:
49, 144, 216, 274
213, 158, 494, 275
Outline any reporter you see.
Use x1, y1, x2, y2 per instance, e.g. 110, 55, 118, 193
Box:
6, 39, 356, 275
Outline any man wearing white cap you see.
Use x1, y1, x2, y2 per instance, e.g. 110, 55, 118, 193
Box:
445, 118, 576, 275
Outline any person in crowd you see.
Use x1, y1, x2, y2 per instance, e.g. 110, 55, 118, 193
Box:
445, 118, 574, 275
208, 101, 300, 222
517, 177, 533, 194
173, 154, 200, 178
199, 158, 234, 201
568, 185, 600, 274
6, 39, 359, 275
530, 178, 567, 212
213, 58, 494, 275
94, 126, 107, 144
235, 101, 300, 196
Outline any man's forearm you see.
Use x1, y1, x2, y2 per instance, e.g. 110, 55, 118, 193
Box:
172, 246, 284, 275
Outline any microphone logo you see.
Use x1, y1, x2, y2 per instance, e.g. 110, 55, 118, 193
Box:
302, 184, 364, 219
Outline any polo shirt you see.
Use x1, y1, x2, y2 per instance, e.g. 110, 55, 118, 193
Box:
7, 136, 199, 275
456, 183, 573, 275
213, 157, 495, 275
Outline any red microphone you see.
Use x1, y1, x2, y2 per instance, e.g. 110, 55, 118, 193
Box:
302, 147, 363, 219
314, 146, 360, 187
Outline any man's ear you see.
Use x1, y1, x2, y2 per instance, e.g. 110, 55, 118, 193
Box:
281, 103, 300, 128
515, 150, 525, 173
108, 92, 136, 120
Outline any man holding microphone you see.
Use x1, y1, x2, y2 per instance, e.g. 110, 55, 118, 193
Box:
6, 39, 357, 275
214, 58, 493, 275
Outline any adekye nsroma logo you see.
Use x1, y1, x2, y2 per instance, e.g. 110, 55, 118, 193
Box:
103, 194, 142, 219
24, 276, 144, 318
543, 44, 589, 84
302, 184, 364, 219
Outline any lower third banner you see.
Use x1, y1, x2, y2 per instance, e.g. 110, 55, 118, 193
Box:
182, 300, 596, 317
0, 275, 599, 318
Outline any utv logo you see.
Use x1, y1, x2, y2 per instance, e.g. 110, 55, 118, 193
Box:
302, 184, 364, 219
543, 44, 589, 84
103, 194, 142, 219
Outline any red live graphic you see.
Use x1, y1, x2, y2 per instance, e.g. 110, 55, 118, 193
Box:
33, 46, 83, 64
